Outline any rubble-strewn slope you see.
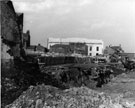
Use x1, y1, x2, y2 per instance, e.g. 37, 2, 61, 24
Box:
6, 85, 135, 108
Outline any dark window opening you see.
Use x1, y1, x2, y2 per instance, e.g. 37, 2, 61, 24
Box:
89, 53, 92, 56
90, 46, 92, 51
97, 47, 99, 51
96, 53, 99, 56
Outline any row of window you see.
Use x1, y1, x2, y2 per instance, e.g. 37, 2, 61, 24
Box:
89, 46, 99, 51
89, 53, 99, 56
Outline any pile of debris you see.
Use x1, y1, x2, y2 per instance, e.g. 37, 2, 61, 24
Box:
40, 64, 120, 89
2, 60, 129, 107
1, 61, 45, 107
2, 61, 128, 107
6, 85, 135, 108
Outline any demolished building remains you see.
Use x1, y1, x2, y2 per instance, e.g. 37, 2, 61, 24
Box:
47, 37, 104, 56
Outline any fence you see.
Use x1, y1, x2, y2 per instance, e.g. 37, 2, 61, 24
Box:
38, 56, 92, 66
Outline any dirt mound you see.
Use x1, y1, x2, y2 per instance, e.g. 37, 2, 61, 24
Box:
6, 85, 135, 108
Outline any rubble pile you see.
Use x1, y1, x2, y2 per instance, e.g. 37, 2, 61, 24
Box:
2, 62, 127, 107
1, 61, 45, 107
40, 64, 118, 89
122, 60, 135, 71
6, 85, 135, 108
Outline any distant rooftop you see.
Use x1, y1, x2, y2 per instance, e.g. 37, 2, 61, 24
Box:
48, 37, 103, 44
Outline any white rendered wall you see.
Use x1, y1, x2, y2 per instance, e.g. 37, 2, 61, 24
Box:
87, 44, 103, 56
47, 37, 104, 56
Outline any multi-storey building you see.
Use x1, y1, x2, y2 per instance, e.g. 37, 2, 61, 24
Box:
47, 37, 104, 56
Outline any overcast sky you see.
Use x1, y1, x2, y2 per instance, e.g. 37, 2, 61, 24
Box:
12, 0, 135, 52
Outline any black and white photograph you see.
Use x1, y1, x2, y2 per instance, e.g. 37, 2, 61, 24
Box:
1, 0, 135, 107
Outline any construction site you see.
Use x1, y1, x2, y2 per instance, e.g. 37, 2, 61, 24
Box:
2, 53, 135, 108
1, 0, 135, 108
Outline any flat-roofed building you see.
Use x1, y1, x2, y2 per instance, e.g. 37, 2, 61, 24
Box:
47, 37, 104, 56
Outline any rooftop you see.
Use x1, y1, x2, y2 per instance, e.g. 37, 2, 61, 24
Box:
48, 37, 103, 44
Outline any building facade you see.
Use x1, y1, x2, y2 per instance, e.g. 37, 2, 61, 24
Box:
47, 37, 104, 56
49, 43, 88, 56
1, 0, 24, 74
50, 44, 71, 54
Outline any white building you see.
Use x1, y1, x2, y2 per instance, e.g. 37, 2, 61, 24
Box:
47, 37, 104, 56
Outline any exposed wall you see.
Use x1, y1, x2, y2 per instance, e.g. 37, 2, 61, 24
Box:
50, 44, 71, 54
87, 44, 103, 56
49, 43, 88, 56
1, 1, 21, 43
1, 0, 22, 74
48, 37, 104, 56
70, 43, 88, 55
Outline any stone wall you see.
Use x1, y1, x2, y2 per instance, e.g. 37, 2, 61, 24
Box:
1, 0, 22, 75
1, 1, 21, 43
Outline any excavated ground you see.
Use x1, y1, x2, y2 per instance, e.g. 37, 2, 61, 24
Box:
2, 62, 135, 108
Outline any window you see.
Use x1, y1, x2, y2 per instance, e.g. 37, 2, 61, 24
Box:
96, 53, 99, 56
89, 53, 92, 56
97, 47, 99, 51
90, 46, 92, 51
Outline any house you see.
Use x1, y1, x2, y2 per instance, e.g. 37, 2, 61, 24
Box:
104, 45, 124, 55
26, 44, 48, 56
47, 37, 104, 56
104, 45, 124, 62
